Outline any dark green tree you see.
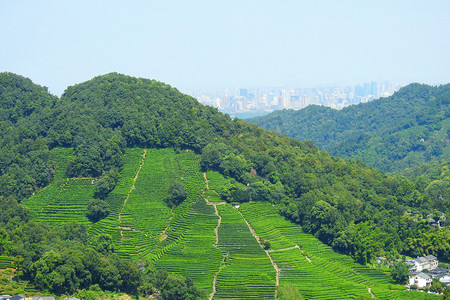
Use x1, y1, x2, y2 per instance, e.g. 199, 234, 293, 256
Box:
94, 170, 118, 199
390, 262, 409, 284
166, 180, 187, 207
92, 234, 115, 253
86, 199, 110, 222
430, 278, 443, 293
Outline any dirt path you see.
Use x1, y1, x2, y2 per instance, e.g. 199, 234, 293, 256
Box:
118, 149, 147, 238
209, 253, 229, 300
368, 287, 375, 299
301, 247, 312, 263
203, 173, 226, 246
203, 172, 210, 190
267, 245, 299, 252
268, 244, 312, 263
206, 202, 225, 299
159, 208, 173, 241
203, 172, 229, 300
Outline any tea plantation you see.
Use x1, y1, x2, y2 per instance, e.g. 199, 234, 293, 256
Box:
20, 148, 441, 299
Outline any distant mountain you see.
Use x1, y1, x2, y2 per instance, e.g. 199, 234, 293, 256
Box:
248, 83, 450, 173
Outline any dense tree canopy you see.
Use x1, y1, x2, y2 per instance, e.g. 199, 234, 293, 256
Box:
86, 199, 110, 223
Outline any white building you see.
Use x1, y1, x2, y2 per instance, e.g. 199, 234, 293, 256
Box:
409, 272, 432, 289
405, 255, 438, 272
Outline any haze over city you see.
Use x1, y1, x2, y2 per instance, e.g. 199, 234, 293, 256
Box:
1, 0, 449, 96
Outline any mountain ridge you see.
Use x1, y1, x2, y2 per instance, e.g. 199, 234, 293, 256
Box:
248, 83, 450, 172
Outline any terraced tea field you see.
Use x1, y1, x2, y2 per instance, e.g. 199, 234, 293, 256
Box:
238, 202, 439, 300
214, 204, 276, 299
24, 147, 144, 234
0, 256, 14, 269
21, 147, 440, 299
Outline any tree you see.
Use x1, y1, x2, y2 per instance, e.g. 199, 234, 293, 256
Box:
0, 227, 12, 255
63, 222, 88, 244
166, 181, 187, 207
430, 278, 443, 293
261, 239, 271, 250
390, 262, 409, 284
92, 234, 115, 253
94, 170, 118, 199
86, 199, 110, 222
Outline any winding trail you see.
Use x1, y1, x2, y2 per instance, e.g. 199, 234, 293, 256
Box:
118, 149, 147, 239
234, 207, 313, 299
159, 208, 173, 241
209, 253, 229, 300
203, 172, 210, 190
266, 245, 299, 252
368, 287, 375, 299
203, 173, 227, 246
203, 173, 228, 300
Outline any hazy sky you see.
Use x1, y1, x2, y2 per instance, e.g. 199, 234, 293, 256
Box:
1, 0, 449, 95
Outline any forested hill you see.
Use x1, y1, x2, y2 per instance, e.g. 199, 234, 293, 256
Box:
0, 72, 449, 296
247, 83, 450, 173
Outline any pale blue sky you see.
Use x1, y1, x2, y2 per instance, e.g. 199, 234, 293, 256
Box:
1, 0, 449, 95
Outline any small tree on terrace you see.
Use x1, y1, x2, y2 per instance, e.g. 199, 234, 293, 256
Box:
390, 262, 409, 284
166, 180, 187, 207
86, 199, 110, 222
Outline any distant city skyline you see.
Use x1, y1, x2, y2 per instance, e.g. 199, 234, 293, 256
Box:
186, 80, 405, 117
1, 1, 449, 96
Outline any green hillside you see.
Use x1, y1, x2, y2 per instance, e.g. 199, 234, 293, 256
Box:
0, 73, 448, 298
248, 83, 450, 173
22, 147, 440, 299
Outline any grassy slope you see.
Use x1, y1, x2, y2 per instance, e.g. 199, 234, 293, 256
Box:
22, 148, 441, 299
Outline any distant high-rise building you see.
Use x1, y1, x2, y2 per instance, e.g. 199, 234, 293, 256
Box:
371, 82, 378, 96
354, 85, 364, 97
239, 88, 248, 98
363, 82, 371, 95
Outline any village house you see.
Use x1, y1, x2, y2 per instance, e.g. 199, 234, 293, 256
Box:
405, 255, 450, 289
405, 255, 438, 272
0, 295, 26, 300
409, 272, 432, 289
429, 267, 450, 287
